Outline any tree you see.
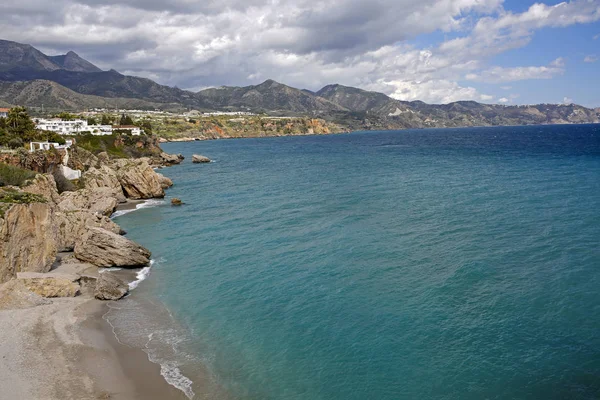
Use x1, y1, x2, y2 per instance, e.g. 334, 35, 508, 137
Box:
6, 107, 36, 140
87, 117, 98, 125
55, 112, 76, 121
100, 114, 114, 125
137, 119, 153, 134
119, 114, 134, 126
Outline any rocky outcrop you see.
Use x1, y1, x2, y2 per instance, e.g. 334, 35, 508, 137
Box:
192, 154, 211, 163
0, 203, 58, 284
156, 173, 173, 189
94, 272, 129, 300
171, 198, 182, 206
54, 211, 122, 252
67, 146, 99, 171
159, 152, 184, 166
74, 227, 151, 268
23, 174, 62, 205
0, 280, 51, 310
113, 159, 165, 199
57, 187, 119, 216
16, 272, 80, 298
81, 165, 126, 203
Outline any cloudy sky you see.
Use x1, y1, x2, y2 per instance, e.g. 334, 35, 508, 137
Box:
1, 0, 599, 106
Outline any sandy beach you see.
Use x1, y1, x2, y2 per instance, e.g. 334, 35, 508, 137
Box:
0, 295, 187, 400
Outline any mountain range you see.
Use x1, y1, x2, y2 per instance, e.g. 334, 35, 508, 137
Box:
0, 39, 598, 130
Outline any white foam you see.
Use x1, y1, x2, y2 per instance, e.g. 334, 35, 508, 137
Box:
99, 267, 123, 273
111, 199, 166, 219
128, 260, 154, 290
159, 362, 195, 399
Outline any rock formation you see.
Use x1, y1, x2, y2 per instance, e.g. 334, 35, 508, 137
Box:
16, 272, 80, 298
54, 211, 122, 252
94, 272, 129, 300
192, 154, 211, 163
157, 173, 174, 189
171, 198, 182, 206
159, 152, 184, 166
74, 227, 151, 268
0, 280, 52, 310
81, 165, 126, 203
57, 187, 119, 216
0, 203, 58, 284
113, 159, 165, 199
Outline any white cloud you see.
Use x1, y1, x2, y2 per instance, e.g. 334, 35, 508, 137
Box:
0, 0, 598, 104
563, 96, 574, 104
498, 97, 509, 103
465, 58, 565, 83
584, 55, 598, 63
594, 33, 600, 40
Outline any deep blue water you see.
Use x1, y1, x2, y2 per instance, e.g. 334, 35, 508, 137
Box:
113, 125, 600, 400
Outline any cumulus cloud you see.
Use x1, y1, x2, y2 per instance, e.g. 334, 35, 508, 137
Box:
563, 96, 574, 104
584, 55, 598, 63
0, 0, 598, 103
465, 58, 565, 83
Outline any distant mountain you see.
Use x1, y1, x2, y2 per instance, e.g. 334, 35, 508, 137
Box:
0, 80, 175, 111
196, 80, 346, 113
0, 40, 101, 73
0, 39, 598, 130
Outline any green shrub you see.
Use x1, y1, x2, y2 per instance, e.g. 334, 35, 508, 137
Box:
0, 163, 37, 187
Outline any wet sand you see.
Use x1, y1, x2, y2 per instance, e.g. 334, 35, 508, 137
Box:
0, 297, 187, 400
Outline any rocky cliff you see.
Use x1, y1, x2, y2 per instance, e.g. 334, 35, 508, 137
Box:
0, 148, 179, 301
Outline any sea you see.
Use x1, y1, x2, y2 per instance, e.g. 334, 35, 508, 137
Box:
107, 124, 600, 400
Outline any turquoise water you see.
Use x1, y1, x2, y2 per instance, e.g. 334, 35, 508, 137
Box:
113, 125, 600, 400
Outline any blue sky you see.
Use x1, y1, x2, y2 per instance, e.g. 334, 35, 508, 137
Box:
0, 0, 599, 106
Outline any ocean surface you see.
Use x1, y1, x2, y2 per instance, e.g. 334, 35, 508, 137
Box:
109, 124, 600, 400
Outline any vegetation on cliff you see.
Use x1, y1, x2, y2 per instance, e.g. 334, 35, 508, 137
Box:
0, 163, 37, 187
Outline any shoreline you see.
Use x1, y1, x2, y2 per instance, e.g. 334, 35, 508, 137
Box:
0, 296, 187, 400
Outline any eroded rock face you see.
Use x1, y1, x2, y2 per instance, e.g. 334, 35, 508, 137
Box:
113, 159, 165, 199
192, 154, 211, 163
23, 174, 61, 205
57, 187, 119, 216
95, 272, 128, 300
156, 173, 173, 189
16, 272, 80, 298
54, 211, 122, 252
74, 227, 151, 268
0, 203, 58, 284
82, 165, 126, 203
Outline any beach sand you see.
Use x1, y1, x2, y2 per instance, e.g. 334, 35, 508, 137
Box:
0, 297, 187, 400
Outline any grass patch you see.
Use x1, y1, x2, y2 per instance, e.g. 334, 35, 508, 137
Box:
0, 163, 37, 187
0, 188, 47, 218
74, 134, 129, 158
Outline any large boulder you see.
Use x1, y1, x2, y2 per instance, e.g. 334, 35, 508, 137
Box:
22, 174, 61, 205
54, 211, 122, 252
159, 152, 184, 166
113, 159, 164, 199
74, 227, 151, 268
81, 165, 126, 203
0, 203, 58, 284
0, 280, 51, 310
156, 173, 173, 189
95, 272, 129, 300
57, 187, 119, 216
16, 272, 80, 298
192, 154, 211, 163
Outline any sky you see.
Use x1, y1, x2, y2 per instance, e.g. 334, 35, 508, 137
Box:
1, 0, 599, 106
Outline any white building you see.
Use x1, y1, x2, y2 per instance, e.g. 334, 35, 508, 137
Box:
35, 118, 143, 136
112, 125, 142, 136
35, 118, 89, 135
0, 108, 9, 118
29, 140, 73, 152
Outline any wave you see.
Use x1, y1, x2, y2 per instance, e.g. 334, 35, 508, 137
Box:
128, 260, 154, 290
111, 199, 166, 219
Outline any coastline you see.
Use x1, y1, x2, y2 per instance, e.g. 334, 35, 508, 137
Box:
0, 296, 186, 400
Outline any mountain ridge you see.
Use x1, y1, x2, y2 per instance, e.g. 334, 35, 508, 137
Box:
0, 39, 598, 130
